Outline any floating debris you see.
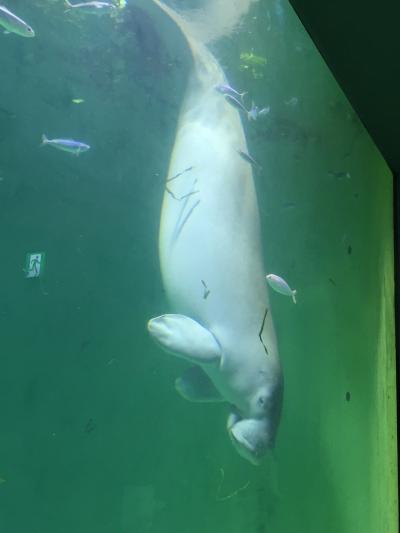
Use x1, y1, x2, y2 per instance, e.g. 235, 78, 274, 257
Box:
201, 280, 210, 300
165, 186, 199, 202
72, 98, 85, 104
166, 166, 194, 183
258, 308, 269, 355
216, 468, 250, 502
0, 106, 16, 118
174, 199, 201, 240
285, 97, 299, 107
84, 418, 96, 433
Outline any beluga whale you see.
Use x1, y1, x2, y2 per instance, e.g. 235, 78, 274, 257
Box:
146, 0, 283, 465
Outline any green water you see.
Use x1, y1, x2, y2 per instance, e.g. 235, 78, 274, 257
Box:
0, 1, 397, 532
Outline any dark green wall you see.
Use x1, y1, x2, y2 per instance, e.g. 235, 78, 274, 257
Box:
289, 0, 400, 174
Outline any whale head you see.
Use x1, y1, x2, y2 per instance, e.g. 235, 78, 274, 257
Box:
228, 379, 283, 465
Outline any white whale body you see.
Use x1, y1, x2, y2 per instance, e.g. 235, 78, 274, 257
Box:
146, 0, 283, 464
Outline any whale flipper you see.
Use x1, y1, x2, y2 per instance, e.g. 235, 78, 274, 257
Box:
147, 314, 221, 364
175, 366, 223, 403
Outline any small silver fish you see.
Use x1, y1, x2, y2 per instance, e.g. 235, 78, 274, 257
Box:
237, 149, 262, 170
248, 102, 258, 121
266, 274, 297, 303
285, 97, 299, 107
258, 106, 270, 117
327, 170, 351, 179
64, 1, 117, 14
215, 84, 247, 102
282, 202, 296, 210
248, 101, 270, 121
224, 94, 249, 114
0, 6, 35, 37
41, 134, 90, 155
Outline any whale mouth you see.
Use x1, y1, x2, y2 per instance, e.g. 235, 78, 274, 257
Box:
229, 426, 262, 466
228, 416, 272, 465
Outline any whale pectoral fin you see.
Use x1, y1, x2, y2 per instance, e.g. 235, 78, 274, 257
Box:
147, 314, 221, 364
175, 366, 223, 403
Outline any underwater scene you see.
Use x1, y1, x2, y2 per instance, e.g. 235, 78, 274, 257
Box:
0, 0, 397, 532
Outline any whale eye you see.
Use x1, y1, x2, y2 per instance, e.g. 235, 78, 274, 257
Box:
257, 396, 266, 406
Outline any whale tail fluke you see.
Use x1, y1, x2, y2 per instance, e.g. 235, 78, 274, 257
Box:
148, 0, 256, 87
150, 0, 255, 44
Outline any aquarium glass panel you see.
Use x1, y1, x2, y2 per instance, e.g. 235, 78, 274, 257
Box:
0, 1, 397, 533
